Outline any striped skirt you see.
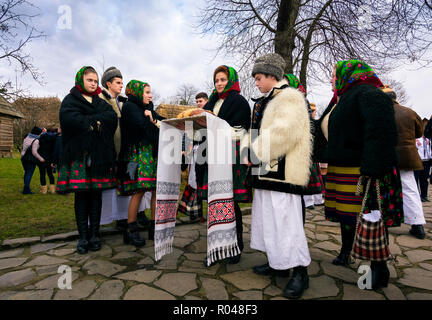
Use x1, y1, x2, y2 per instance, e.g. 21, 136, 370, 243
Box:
324, 166, 363, 226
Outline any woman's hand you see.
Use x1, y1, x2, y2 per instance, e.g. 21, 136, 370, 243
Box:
144, 110, 157, 125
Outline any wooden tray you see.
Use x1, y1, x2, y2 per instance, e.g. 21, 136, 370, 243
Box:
162, 114, 207, 130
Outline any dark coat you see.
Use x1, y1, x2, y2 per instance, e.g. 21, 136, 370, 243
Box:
38, 132, 57, 164
314, 84, 398, 177
393, 102, 424, 171
59, 87, 117, 173
120, 96, 162, 158
204, 91, 251, 130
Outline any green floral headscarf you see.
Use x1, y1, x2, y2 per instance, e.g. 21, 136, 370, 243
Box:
284, 73, 306, 94
75, 66, 101, 96
210, 65, 241, 100
335, 60, 383, 96
125, 80, 149, 102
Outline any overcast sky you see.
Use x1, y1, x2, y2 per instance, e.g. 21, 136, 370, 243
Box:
2, 0, 431, 118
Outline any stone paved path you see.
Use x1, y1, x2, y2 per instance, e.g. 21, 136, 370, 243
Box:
1, 202, 432, 300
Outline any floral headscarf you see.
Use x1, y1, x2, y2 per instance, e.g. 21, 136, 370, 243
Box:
284, 73, 306, 94
335, 60, 383, 96
75, 66, 102, 96
210, 65, 241, 100
125, 80, 149, 102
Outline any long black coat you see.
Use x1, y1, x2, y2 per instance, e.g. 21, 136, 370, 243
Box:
314, 84, 398, 177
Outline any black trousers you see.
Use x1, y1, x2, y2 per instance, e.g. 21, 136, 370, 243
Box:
74, 191, 102, 240
414, 160, 431, 199
37, 163, 55, 185
234, 201, 244, 253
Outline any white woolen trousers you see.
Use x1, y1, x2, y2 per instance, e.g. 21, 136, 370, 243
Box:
400, 170, 426, 225
251, 189, 311, 270
304, 194, 324, 207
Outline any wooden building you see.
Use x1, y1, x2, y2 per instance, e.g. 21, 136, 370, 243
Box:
0, 96, 24, 157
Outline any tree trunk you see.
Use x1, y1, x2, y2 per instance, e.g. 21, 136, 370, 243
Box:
274, 0, 301, 74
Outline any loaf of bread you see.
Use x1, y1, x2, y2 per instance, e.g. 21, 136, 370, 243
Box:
176, 108, 214, 119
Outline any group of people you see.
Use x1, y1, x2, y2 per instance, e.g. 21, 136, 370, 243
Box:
20, 126, 62, 195
19, 52, 431, 300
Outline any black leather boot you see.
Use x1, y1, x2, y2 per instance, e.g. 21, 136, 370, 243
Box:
371, 261, 390, 290
137, 211, 150, 229
74, 192, 89, 254
124, 221, 146, 247
283, 266, 309, 299
116, 219, 128, 232
333, 224, 355, 266
409, 225, 426, 239
148, 220, 155, 240
253, 262, 291, 277
88, 191, 102, 252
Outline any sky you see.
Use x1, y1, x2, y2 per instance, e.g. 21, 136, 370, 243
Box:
2, 0, 432, 118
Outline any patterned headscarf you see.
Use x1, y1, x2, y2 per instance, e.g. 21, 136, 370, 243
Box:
125, 80, 149, 102
284, 73, 306, 94
75, 66, 102, 96
335, 60, 383, 96
210, 65, 241, 100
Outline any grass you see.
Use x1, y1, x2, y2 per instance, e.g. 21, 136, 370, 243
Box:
0, 152, 250, 242
0, 152, 76, 241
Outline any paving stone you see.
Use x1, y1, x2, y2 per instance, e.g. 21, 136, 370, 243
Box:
186, 238, 207, 253
184, 253, 207, 261
0, 257, 27, 270
54, 280, 97, 300
342, 284, 385, 300
23, 255, 69, 267
2, 237, 40, 248
388, 224, 411, 235
123, 284, 175, 300
405, 250, 432, 263
83, 259, 127, 277
0, 269, 37, 289
382, 284, 406, 300
175, 230, 200, 240
304, 229, 315, 239
315, 234, 330, 241
30, 243, 67, 254
0, 291, 19, 299
233, 290, 263, 300
47, 248, 76, 257
201, 278, 228, 300
173, 237, 196, 248
398, 268, 432, 290
270, 296, 288, 300
419, 263, 432, 272
112, 252, 142, 260
137, 257, 154, 265
178, 260, 219, 275
303, 275, 339, 300
313, 241, 341, 252
304, 223, 315, 230
309, 260, 321, 276
309, 248, 336, 263
41, 231, 78, 243
220, 270, 271, 290
87, 245, 113, 257
396, 235, 432, 248
36, 265, 65, 276
112, 245, 137, 253
34, 272, 79, 289
154, 273, 198, 296
0, 248, 24, 259
184, 295, 202, 300
115, 270, 162, 283
396, 257, 410, 267
321, 261, 359, 284
263, 285, 282, 297
2, 289, 54, 300
226, 252, 268, 273
155, 248, 184, 270
406, 293, 432, 300
316, 226, 340, 234
316, 220, 337, 227
89, 280, 124, 300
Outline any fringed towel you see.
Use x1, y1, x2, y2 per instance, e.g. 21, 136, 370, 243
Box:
155, 113, 239, 265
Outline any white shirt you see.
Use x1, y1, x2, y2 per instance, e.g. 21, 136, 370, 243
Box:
416, 137, 432, 161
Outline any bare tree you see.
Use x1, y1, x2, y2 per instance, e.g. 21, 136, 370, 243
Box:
196, 0, 432, 91
175, 83, 199, 105
0, 0, 45, 99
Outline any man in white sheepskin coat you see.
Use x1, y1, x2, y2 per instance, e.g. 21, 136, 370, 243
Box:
243, 53, 312, 299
